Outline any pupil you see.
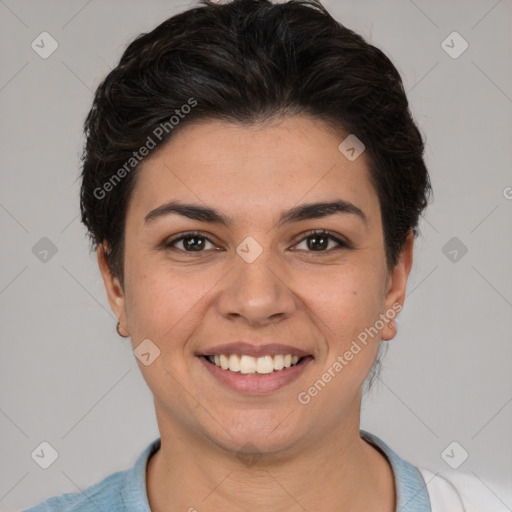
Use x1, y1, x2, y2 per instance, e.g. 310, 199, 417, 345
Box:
185, 236, 204, 251
308, 235, 328, 251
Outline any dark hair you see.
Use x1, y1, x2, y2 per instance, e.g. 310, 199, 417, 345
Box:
80, 0, 431, 287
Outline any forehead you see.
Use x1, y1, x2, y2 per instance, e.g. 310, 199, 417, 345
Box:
127, 115, 380, 228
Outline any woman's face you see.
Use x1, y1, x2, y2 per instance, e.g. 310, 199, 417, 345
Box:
100, 115, 412, 456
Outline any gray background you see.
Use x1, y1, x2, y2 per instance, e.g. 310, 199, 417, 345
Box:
0, 0, 511, 510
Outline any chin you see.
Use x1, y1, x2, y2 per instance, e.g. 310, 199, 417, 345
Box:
201, 408, 307, 459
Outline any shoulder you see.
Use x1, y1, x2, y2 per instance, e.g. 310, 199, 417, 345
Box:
22, 469, 128, 511
418, 467, 512, 512
23, 438, 160, 511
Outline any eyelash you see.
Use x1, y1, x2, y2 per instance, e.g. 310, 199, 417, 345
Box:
163, 230, 350, 254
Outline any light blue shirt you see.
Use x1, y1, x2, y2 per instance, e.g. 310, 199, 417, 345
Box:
24, 430, 431, 511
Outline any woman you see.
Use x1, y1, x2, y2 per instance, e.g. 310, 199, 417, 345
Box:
24, 0, 507, 510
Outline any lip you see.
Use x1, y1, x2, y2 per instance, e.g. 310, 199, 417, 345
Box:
198, 342, 311, 358
198, 354, 314, 394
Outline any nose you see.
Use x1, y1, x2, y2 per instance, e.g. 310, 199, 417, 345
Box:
216, 248, 298, 327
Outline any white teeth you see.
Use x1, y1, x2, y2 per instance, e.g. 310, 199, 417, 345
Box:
229, 354, 241, 372
220, 354, 229, 370
206, 353, 304, 374
256, 355, 274, 374
240, 355, 256, 374
274, 354, 284, 370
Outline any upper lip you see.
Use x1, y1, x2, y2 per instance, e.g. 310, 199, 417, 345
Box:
198, 342, 311, 358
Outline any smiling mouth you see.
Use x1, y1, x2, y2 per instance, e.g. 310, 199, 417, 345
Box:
202, 354, 312, 375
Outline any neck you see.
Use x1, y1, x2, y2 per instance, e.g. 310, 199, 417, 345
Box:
146, 405, 395, 512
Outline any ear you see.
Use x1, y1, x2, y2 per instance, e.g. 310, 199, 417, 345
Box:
381, 229, 414, 341
97, 242, 127, 328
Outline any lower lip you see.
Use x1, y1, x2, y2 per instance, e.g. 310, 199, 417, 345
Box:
199, 356, 313, 394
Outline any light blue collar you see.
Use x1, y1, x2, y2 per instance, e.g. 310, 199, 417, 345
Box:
361, 429, 431, 512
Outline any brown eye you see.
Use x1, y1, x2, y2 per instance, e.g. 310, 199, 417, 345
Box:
294, 230, 348, 252
165, 233, 216, 252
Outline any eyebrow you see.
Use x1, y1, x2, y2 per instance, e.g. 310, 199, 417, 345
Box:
144, 199, 367, 227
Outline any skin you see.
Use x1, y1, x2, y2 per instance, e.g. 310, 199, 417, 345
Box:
98, 115, 414, 511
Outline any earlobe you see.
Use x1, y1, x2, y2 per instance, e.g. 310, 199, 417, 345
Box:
381, 229, 414, 341
97, 242, 126, 323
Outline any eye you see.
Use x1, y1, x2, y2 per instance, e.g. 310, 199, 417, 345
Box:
163, 230, 349, 254
164, 232, 217, 252
293, 230, 349, 252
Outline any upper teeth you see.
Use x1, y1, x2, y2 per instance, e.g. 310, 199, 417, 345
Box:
207, 354, 301, 374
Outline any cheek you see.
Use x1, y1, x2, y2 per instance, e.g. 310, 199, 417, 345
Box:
299, 262, 386, 393
124, 256, 215, 345
299, 261, 386, 341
